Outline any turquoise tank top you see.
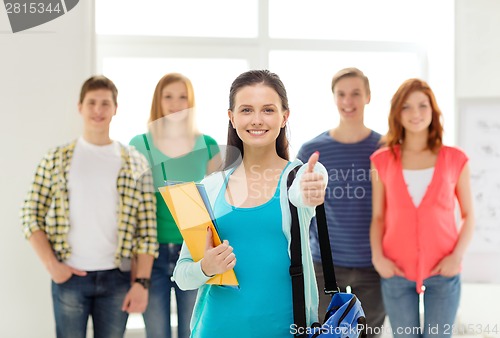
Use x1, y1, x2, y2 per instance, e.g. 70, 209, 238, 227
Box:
191, 165, 293, 338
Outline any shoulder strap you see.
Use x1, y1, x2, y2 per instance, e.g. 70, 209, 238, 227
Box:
287, 167, 307, 333
142, 134, 154, 162
287, 165, 339, 331
142, 133, 168, 181
202, 134, 213, 159
315, 203, 339, 295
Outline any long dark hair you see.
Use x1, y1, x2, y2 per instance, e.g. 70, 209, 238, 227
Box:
225, 70, 290, 169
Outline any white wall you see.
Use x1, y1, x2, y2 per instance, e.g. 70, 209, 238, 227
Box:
0, 2, 94, 337
456, 0, 500, 98
455, 0, 500, 335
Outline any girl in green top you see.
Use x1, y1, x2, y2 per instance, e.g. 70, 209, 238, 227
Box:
129, 73, 221, 338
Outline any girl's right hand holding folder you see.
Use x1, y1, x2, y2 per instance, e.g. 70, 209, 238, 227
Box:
201, 227, 237, 277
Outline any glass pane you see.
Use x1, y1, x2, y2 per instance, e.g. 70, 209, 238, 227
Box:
269, 50, 421, 157
269, 0, 452, 42
103, 57, 249, 145
96, 0, 258, 37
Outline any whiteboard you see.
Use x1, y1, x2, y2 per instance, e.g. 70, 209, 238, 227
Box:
458, 99, 500, 283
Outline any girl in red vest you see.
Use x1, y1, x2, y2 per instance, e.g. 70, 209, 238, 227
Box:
370, 78, 474, 338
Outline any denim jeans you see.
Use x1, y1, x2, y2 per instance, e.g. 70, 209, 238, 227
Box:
381, 274, 461, 338
51, 268, 130, 338
143, 243, 197, 338
314, 262, 386, 338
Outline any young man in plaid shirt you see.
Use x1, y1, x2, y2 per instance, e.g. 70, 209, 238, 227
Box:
21, 75, 158, 338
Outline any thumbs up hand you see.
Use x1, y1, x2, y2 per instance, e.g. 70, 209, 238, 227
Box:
300, 151, 326, 206
200, 227, 236, 277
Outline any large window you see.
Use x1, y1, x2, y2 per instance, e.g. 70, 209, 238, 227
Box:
97, 0, 454, 158
103, 57, 248, 144
96, 0, 258, 37
269, 50, 421, 153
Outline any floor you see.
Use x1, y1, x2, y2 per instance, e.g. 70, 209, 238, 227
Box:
100, 284, 500, 338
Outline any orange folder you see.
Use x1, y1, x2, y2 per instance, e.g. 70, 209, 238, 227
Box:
158, 182, 238, 286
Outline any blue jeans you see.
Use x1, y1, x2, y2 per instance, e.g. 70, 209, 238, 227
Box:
381, 275, 461, 338
51, 268, 130, 338
143, 243, 197, 338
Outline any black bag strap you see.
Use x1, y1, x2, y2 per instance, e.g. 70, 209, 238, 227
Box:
315, 203, 339, 295
287, 166, 307, 333
287, 165, 339, 335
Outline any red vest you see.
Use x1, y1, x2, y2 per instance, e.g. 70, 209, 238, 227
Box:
371, 145, 468, 293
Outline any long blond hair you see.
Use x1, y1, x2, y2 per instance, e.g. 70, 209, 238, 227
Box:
149, 73, 199, 135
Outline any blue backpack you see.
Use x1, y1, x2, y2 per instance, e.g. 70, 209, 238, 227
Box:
287, 168, 367, 338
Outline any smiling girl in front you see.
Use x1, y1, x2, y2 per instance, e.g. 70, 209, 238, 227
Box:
370, 79, 474, 338
173, 70, 327, 338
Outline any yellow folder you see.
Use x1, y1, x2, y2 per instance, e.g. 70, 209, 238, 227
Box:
158, 182, 238, 286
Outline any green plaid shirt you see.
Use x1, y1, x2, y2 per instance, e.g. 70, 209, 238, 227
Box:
20, 140, 158, 266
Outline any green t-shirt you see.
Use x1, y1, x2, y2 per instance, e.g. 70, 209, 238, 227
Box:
129, 133, 220, 244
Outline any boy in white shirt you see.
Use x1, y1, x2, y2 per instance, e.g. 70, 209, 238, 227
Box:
21, 75, 158, 338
